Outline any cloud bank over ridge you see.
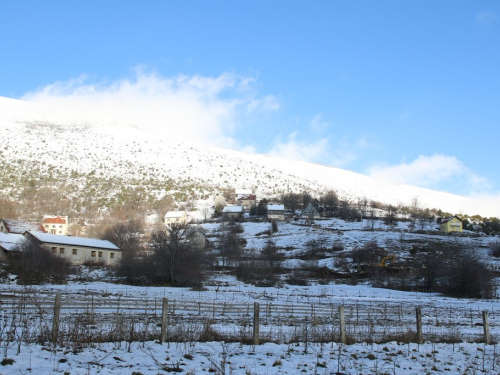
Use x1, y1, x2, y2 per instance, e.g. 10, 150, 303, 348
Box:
17, 70, 279, 149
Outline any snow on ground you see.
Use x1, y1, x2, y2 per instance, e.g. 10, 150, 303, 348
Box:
1, 340, 500, 374
2, 268, 500, 374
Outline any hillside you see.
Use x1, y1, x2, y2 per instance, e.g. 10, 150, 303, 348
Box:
0, 96, 483, 219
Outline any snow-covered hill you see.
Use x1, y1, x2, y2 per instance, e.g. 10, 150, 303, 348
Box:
0, 96, 487, 216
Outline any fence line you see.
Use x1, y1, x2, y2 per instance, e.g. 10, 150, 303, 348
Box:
0, 291, 498, 346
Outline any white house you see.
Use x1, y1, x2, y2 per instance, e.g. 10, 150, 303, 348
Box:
267, 204, 285, 221
164, 211, 189, 226
222, 206, 244, 220
25, 231, 121, 266
42, 215, 69, 235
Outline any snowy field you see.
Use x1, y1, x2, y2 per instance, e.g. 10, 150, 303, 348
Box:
2, 275, 500, 374
1, 218, 499, 373
1, 340, 500, 374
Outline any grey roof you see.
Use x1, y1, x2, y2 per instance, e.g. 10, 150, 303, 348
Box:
0, 232, 24, 251
27, 231, 120, 250
267, 204, 284, 211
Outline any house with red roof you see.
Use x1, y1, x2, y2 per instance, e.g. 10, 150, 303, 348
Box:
42, 215, 69, 235
0, 218, 46, 234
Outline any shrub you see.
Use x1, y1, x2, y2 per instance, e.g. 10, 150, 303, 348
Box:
271, 220, 278, 233
235, 260, 277, 287
416, 241, 493, 298
1, 358, 15, 366
489, 240, 500, 258
8, 238, 72, 284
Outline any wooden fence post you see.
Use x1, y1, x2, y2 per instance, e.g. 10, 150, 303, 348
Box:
51, 293, 61, 344
339, 305, 346, 344
483, 310, 490, 345
253, 302, 260, 345
416, 307, 423, 344
160, 298, 168, 344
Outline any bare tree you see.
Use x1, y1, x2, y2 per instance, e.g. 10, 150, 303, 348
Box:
150, 223, 207, 287
261, 239, 284, 268
319, 190, 339, 216
103, 220, 143, 283
384, 205, 398, 226
218, 224, 244, 267
280, 192, 301, 212
8, 238, 72, 284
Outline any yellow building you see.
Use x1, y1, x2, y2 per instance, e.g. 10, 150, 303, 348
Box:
440, 216, 463, 233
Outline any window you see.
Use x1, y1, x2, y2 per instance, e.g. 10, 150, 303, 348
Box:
59, 225, 62, 228
91, 251, 96, 257
52, 247, 57, 253
110, 253, 115, 259
72, 249, 78, 255
98, 251, 103, 258
58, 231, 62, 234
59, 248, 65, 254
52, 225, 56, 228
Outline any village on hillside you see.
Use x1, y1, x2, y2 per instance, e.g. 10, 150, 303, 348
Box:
1, 187, 499, 295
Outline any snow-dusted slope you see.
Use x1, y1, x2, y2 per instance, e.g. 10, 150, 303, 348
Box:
0, 96, 482, 215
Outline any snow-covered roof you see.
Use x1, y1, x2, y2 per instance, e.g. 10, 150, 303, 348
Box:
164, 211, 186, 218
267, 204, 285, 211
42, 215, 68, 224
27, 231, 120, 250
222, 206, 244, 213
0, 232, 24, 251
235, 189, 252, 195
1, 218, 46, 234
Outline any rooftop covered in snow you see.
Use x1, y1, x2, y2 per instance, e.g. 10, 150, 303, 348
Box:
26, 231, 120, 250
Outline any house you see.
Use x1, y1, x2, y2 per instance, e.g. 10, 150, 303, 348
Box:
42, 215, 69, 235
267, 204, 285, 221
237, 194, 256, 210
0, 218, 46, 234
440, 216, 463, 233
0, 232, 24, 261
25, 231, 121, 266
222, 206, 244, 220
164, 211, 189, 226
301, 203, 321, 222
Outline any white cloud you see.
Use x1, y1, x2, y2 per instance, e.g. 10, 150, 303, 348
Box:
268, 133, 329, 163
268, 132, 365, 167
18, 70, 279, 148
309, 114, 329, 132
368, 154, 490, 193
476, 11, 497, 25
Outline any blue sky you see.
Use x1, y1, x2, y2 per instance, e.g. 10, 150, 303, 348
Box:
1, 1, 499, 199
